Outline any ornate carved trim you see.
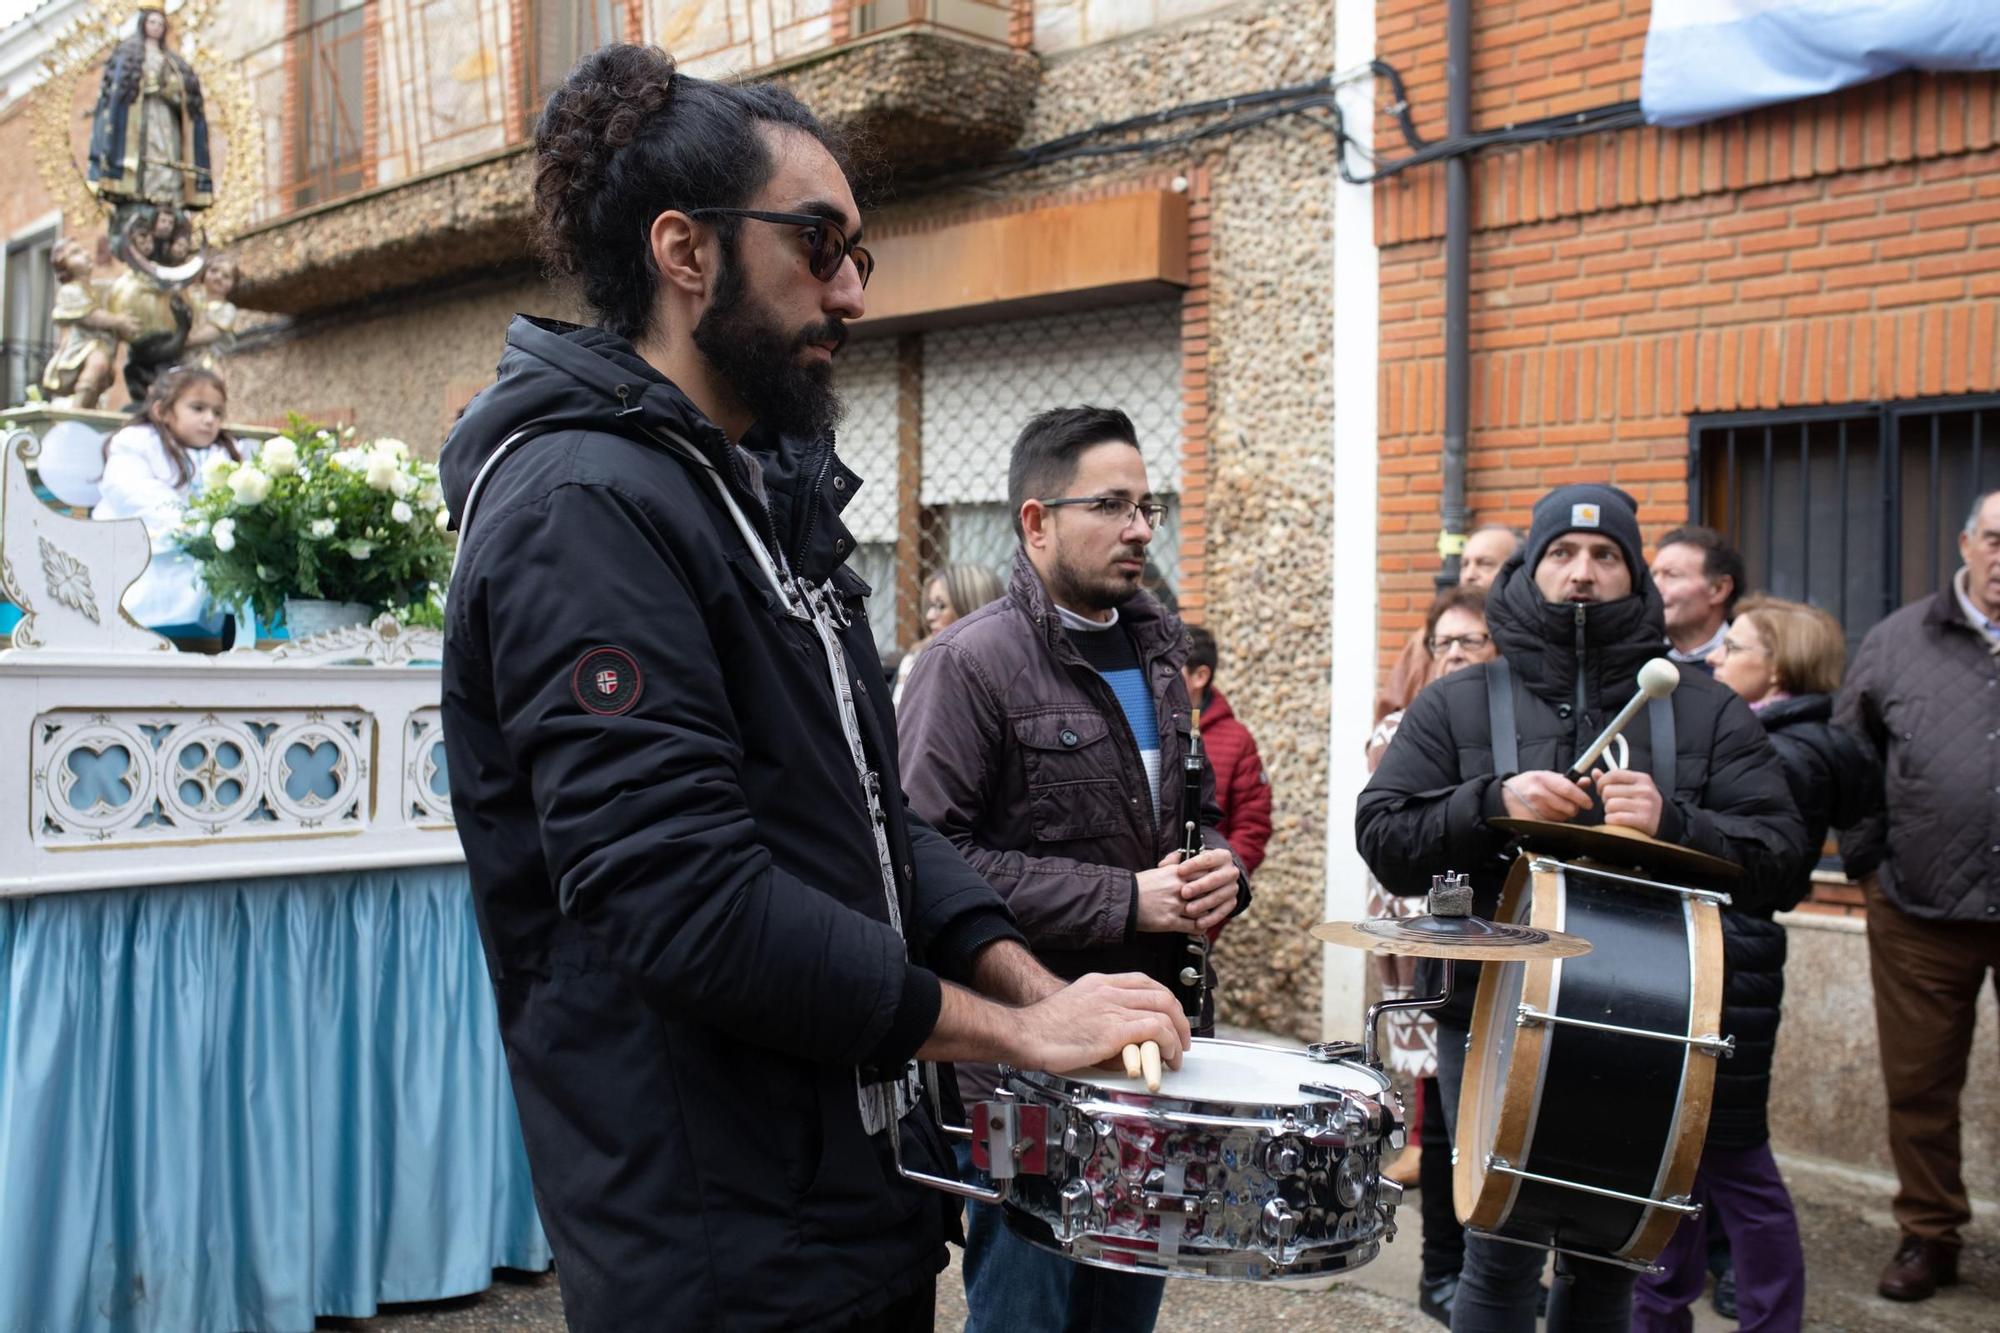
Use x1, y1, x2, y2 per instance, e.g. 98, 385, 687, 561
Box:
38, 536, 101, 624
267, 612, 444, 665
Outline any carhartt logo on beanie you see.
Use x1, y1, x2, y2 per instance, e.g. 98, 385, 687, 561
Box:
1525, 483, 1644, 581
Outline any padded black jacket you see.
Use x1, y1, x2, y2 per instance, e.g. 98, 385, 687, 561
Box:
439, 317, 1022, 1331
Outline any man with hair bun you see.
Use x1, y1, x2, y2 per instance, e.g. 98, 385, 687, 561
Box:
439, 45, 1189, 1331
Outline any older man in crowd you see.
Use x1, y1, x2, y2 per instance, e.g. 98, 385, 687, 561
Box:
1650, 525, 1745, 675
1839, 488, 2000, 1303
1376, 524, 1522, 722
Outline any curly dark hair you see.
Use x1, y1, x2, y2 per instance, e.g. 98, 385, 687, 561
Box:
530, 44, 851, 343
110, 15, 204, 118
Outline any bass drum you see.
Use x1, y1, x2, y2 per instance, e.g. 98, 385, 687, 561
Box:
1455, 853, 1727, 1266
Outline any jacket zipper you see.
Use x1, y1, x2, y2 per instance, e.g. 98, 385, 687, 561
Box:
792, 438, 835, 578
1573, 602, 1590, 756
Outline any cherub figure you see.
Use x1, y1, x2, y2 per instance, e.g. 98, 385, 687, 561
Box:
185, 252, 240, 372
40, 237, 138, 408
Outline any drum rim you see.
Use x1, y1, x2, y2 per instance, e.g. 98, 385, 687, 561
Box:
1454, 856, 1557, 1232
1008, 1036, 1390, 1128
1621, 896, 1724, 1261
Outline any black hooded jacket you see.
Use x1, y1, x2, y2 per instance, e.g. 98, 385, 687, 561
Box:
1355, 556, 1809, 1145
439, 316, 1024, 1331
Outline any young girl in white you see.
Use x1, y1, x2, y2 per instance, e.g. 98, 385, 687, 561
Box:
91, 366, 240, 630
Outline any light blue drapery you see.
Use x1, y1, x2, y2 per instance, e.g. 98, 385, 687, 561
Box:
0, 866, 551, 1333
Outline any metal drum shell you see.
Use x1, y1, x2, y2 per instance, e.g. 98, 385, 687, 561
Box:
994, 1039, 1399, 1283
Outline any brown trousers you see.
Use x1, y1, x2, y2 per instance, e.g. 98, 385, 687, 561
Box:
1866, 883, 2000, 1243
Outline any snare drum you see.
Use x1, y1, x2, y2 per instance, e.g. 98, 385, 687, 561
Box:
979, 1038, 1402, 1282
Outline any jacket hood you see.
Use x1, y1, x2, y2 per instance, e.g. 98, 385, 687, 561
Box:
440, 316, 732, 525
440, 316, 865, 583
1485, 550, 1670, 707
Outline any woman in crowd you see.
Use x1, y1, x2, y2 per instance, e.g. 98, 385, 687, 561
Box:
1633, 593, 1881, 1332
1364, 583, 1494, 1326
91, 365, 239, 631
891, 561, 1003, 707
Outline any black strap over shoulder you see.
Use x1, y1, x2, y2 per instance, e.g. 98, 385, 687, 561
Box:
1648, 693, 1676, 796
1486, 658, 1519, 775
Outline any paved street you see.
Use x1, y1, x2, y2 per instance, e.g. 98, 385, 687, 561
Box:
323, 1150, 1998, 1331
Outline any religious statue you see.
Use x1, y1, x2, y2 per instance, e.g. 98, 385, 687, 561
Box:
86, 1, 214, 217
39, 237, 136, 409
184, 252, 240, 372
102, 207, 195, 400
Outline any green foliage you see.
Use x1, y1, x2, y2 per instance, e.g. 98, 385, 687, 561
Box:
176, 416, 455, 625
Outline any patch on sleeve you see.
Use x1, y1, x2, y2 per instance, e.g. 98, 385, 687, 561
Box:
572, 646, 643, 716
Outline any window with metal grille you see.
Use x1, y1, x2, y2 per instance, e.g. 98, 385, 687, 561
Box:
2, 229, 58, 408
851, 0, 1014, 46
291, 0, 371, 209
520, 0, 627, 122
1692, 395, 2000, 654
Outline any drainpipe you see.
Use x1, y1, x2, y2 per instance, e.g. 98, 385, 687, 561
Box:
1436, 0, 1472, 590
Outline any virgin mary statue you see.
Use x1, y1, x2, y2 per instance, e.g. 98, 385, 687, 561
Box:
86, 2, 215, 212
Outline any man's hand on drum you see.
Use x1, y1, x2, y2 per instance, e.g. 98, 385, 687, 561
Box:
1135, 848, 1238, 934
1499, 770, 1593, 823
1585, 768, 1664, 836
1011, 972, 1192, 1077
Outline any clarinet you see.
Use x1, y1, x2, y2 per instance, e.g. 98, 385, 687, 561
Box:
1173, 704, 1210, 1022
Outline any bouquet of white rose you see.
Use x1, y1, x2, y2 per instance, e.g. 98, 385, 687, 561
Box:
177, 416, 455, 628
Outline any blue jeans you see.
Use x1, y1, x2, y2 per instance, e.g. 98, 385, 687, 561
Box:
953, 1143, 1166, 1333
1436, 1026, 1636, 1333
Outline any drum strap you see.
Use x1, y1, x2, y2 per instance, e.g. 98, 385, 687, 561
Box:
1486, 659, 1520, 775
1486, 659, 1677, 795
1648, 694, 1676, 796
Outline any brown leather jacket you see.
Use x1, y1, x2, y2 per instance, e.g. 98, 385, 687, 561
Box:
898, 550, 1248, 1105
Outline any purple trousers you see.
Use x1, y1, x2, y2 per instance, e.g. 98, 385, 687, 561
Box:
1631, 1141, 1806, 1333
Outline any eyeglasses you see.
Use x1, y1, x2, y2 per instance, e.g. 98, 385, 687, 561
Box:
685, 208, 874, 288
1428, 632, 1491, 654
1715, 636, 1764, 657
1039, 495, 1169, 529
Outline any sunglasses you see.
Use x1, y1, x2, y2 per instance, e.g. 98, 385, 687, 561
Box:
686, 208, 875, 288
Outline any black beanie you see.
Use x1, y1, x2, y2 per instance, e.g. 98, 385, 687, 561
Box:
1523, 483, 1645, 581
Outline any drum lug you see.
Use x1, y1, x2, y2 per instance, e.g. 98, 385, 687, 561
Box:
1263, 1137, 1305, 1175
1057, 1177, 1096, 1243
969, 1102, 1048, 1180
1260, 1197, 1301, 1244
1305, 1039, 1362, 1063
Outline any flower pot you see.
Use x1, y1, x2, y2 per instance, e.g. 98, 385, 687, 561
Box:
283, 597, 375, 639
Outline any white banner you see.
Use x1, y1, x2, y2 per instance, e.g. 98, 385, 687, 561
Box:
1642, 0, 2000, 127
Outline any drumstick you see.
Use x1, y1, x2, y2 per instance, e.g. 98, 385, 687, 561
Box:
1566, 658, 1680, 778
1140, 1040, 1162, 1092
1122, 1043, 1143, 1080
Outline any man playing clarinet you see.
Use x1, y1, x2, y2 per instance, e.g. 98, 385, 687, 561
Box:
898, 405, 1249, 1333
1355, 482, 1807, 1333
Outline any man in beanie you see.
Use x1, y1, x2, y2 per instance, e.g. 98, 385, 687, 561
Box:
1357, 483, 1807, 1332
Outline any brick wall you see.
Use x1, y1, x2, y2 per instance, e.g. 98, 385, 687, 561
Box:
1375, 1, 2000, 909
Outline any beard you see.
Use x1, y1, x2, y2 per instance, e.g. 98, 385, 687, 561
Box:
692, 252, 847, 440
1047, 541, 1146, 614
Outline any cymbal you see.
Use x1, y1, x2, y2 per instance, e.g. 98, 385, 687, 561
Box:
1310, 915, 1593, 960
1487, 817, 1742, 880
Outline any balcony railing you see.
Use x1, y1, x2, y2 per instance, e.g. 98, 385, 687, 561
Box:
242, 0, 1024, 230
